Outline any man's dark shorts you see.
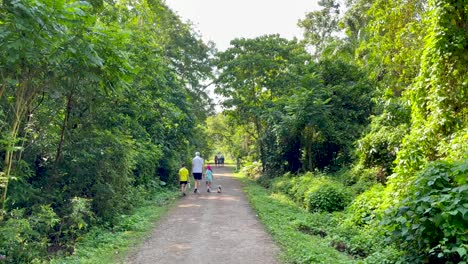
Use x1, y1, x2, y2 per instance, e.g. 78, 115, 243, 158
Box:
193, 173, 202, 180
180, 181, 188, 185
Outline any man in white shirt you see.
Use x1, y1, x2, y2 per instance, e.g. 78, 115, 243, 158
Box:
192, 152, 204, 193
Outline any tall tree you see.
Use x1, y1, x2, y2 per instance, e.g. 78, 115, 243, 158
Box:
215, 35, 310, 171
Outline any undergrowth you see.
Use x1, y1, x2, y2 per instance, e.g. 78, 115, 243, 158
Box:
236, 170, 405, 264
236, 173, 354, 264
49, 190, 178, 264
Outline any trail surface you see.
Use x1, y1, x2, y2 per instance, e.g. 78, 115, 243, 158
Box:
127, 165, 279, 264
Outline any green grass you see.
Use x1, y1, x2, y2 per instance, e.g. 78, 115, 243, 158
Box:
50, 191, 179, 264
235, 173, 355, 264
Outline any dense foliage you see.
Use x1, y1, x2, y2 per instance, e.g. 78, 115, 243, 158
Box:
214, 0, 467, 262
1, 0, 466, 262
0, 0, 213, 262
214, 36, 373, 174
385, 159, 468, 263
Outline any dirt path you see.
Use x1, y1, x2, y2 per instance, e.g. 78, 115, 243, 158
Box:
126, 165, 279, 264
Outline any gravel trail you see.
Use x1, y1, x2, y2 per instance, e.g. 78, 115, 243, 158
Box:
127, 165, 279, 264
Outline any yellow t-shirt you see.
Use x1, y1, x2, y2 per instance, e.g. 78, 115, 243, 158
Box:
179, 167, 189, 181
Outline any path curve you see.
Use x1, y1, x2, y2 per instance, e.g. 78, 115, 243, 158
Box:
127, 165, 279, 264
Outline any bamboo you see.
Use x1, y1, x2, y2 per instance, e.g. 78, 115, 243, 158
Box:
0, 76, 33, 219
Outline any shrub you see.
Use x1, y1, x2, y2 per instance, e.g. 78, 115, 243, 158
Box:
271, 175, 293, 194
0, 205, 59, 263
289, 172, 317, 206
363, 246, 405, 264
306, 184, 351, 212
241, 161, 263, 180
384, 159, 468, 263
336, 166, 381, 194
355, 99, 411, 175
256, 175, 272, 188
271, 172, 352, 211
346, 184, 386, 226
350, 178, 376, 195
60, 197, 96, 246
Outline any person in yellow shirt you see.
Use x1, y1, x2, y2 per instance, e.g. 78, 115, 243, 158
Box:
179, 164, 189, 196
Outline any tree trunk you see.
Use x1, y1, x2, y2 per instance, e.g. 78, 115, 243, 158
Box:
1, 92, 27, 219
254, 118, 266, 172
55, 92, 73, 168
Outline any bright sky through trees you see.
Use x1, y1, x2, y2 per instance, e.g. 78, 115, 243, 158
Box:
164, 0, 320, 50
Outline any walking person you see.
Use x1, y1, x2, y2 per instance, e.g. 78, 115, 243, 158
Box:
205, 164, 214, 192
214, 155, 218, 167
192, 151, 204, 193
178, 164, 189, 196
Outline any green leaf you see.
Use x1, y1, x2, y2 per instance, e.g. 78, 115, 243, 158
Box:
456, 247, 467, 257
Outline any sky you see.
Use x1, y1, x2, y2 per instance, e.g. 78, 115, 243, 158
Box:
164, 0, 320, 51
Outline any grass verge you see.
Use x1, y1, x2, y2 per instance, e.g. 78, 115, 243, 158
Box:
235, 173, 355, 264
50, 191, 179, 264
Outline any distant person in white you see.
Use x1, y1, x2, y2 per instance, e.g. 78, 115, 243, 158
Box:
192, 152, 204, 193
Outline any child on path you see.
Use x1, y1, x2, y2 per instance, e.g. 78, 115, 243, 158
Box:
205, 165, 213, 192
179, 164, 189, 196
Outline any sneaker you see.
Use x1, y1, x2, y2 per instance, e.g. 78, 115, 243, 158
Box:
207, 189, 211, 193
194, 188, 198, 194
217, 186, 222, 193
183, 192, 186, 196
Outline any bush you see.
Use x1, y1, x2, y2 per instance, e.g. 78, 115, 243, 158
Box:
346, 184, 386, 226
355, 99, 411, 175
0, 205, 59, 263
363, 246, 405, 264
271, 172, 352, 211
384, 159, 468, 263
306, 184, 351, 213
289, 172, 318, 206
241, 161, 263, 180
60, 197, 96, 246
256, 175, 272, 188
271, 174, 294, 194
334, 166, 382, 194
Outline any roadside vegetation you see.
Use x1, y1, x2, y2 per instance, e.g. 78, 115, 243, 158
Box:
238, 166, 404, 264
1, 0, 466, 263
209, 0, 467, 263
237, 172, 355, 264
50, 191, 178, 264
0, 0, 214, 263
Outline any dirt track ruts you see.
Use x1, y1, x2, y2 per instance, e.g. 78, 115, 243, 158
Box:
126, 165, 279, 264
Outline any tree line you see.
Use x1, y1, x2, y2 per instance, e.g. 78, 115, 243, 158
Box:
0, 0, 466, 262
209, 0, 467, 262
0, 0, 215, 262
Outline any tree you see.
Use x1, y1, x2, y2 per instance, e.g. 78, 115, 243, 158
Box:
0, 0, 105, 217
298, 0, 342, 58
0, 0, 214, 261
215, 35, 310, 171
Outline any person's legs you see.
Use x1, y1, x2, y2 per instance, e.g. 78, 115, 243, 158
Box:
180, 182, 187, 195
196, 179, 201, 192
193, 173, 202, 193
